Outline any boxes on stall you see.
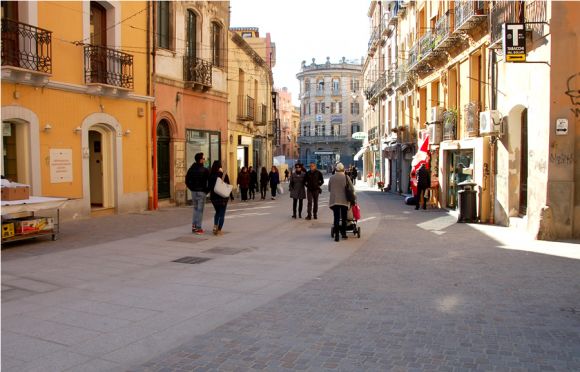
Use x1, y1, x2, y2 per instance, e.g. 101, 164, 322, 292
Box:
2, 222, 15, 238
1, 185, 30, 201
13, 216, 54, 235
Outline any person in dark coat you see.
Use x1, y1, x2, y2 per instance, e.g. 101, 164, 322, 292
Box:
248, 166, 258, 200
208, 160, 230, 235
185, 152, 209, 234
259, 167, 269, 200
328, 162, 354, 241
237, 166, 250, 202
416, 163, 431, 210
304, 161, 324, 220
268, 166, 280, 200
289, 163, 306, 218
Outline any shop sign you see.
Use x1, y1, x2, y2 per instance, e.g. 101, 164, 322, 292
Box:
556, 118, 568, 135
503, 23, 526, 62
50, 149, 73, 183
351, 132, 367, 140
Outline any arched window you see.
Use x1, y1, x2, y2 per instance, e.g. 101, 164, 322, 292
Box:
211, 21, 223, 67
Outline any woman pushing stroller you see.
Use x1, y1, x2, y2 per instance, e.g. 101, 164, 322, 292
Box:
328, 162, 356, 242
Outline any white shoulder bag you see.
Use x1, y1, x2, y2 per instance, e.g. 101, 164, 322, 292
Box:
214, 176, 233, 198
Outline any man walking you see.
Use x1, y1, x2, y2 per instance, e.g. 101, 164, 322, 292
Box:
415, 163, 430, 210
304, 161, 324, 220
185, 152, 210, 234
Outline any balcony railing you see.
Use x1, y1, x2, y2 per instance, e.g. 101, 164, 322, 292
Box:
408, 43, 419, 70
1, 18, 52, 74
525, 0, 548, 38
368, 73, 387, 101
442, 110, 458, 141
433, 11, 461, 52
183, 56, 212, 88
394, 63, 408, 89
84, 45, 133, 89
368, 25, 381, 52
297, 135, 349, 144
386, 64, 397, 88
489, 0, 519, 46
418, 30, 435, 62
237, 95, 255, 120
454, 0, 487, 32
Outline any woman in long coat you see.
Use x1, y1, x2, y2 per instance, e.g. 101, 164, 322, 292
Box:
237, 166, 250, 202
268, 166, 280, 200
328, 162, 354, 241
289, 163, 306, 218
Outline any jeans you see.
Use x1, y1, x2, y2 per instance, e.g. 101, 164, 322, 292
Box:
212, 203, 227, 229
260, 184, 267, 199
271, 184, 277, 197
292, 198, 303, 217
331, 205, 348, 235
191, 191, 206, 229
307, 189, 319, 217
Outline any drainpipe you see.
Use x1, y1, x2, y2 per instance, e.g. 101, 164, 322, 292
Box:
151, 0, 158, 210
146, 1, 153, 211
489, 49, 496, 224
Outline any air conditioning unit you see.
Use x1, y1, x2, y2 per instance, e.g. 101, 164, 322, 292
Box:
479, 110, 502, 135
429, 106, 445, 123
428, 123, 442, 144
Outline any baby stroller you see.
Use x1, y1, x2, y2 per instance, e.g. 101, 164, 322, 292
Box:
330, 204, 361, 239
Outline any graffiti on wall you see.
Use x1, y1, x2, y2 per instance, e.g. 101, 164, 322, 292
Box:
565, 73, 580, 118
549, 152, 574, 166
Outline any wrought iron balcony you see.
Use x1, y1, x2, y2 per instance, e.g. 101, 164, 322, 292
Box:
367, 25, 381, 54
418, 30, 435, 63
387, 2, 400, 27
237, 95, 255, 121
183, 56, 212, 89
489, 0, 519, 46
433, 11, 461, 53
1, 18, 52, 74
386, 65, 397, 88
297, 135, 349, 144
394, 63, 408, 89
407, 43, 419, 71
84, 45, 133, 89
454, 0, 487, 33
368, 73, 387, 102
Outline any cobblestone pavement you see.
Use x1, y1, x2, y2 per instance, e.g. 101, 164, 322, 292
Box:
130, 191, 580, 371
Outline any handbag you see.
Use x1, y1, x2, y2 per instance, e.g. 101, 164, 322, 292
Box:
214, 176, 233, 198
352, 204, 361, 220
345, 176, 356, 203
277, 183, 284, 195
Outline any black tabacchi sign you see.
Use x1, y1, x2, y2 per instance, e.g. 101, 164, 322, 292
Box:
503, 23, 526, 62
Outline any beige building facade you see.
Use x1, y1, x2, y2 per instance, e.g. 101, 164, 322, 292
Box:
365, 0, 580, 240
227, 28, 275, 187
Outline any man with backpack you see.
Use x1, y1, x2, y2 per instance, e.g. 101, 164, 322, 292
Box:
185, 152, 210, 234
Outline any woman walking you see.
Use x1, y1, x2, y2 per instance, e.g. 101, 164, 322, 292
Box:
289, 163, 306, 218
237, 166, 250, 202
259, 167, 269, 200
328, 162, 355, 242
208, 160, 230, 235
248, 166, 258, 200
268, 166, 280, 200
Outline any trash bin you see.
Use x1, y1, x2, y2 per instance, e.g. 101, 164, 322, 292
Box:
457, 180, 478, 223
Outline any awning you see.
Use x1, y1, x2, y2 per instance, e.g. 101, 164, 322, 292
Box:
353, 146, 368, 161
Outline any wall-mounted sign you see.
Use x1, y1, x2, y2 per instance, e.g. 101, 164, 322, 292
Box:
351, 132, 367, 140
315, 114, 324, 122
556, 118, 568, 135
503, 23, 526, 62
50, 149, 73, 183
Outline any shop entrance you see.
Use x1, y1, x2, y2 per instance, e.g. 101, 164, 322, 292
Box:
2, 121, 30, 184
446, 150, 474, 209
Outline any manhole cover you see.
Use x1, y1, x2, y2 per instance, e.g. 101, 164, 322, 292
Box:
169, 236, 208, 243
172, 256, 211, 264
203, 246, 249, 255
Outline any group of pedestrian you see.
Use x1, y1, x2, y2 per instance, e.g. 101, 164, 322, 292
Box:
186, 154, 355, 242
186, 154, 284, 235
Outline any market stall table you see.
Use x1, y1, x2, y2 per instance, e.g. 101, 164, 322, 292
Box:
1, 196, 67, 243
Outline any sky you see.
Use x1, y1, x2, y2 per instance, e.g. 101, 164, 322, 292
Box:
229, 0, 370, 106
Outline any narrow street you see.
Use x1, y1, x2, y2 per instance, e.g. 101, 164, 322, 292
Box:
2, 182, 579, 371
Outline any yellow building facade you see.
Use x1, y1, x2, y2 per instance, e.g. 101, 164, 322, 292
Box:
1, 1, 153, 219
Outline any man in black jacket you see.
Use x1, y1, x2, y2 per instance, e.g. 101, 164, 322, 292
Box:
415, 163, 430, 210
304, 162, 324, 220
185, 152, 210, 234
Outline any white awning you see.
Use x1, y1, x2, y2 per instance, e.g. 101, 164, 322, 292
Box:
353, 146, 367, 161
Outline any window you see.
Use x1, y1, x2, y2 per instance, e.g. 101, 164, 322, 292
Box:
157, 1, 172, 49
241, 32, 252, 38
332, 78, 340, 92
211, 22, 223, 67
351, 102, 360, 115
305, 79, 311, 92
332, 101, 342, 114
319, 102, 325, 114
186, 10, 196, 58
351, 123, 360, 134
317, 79, 324, 92
315, 124, 323, 136
351, 79, 360, 91
332, 124, 340, 136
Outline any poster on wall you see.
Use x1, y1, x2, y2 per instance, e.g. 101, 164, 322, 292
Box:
50, 149, 73, 183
